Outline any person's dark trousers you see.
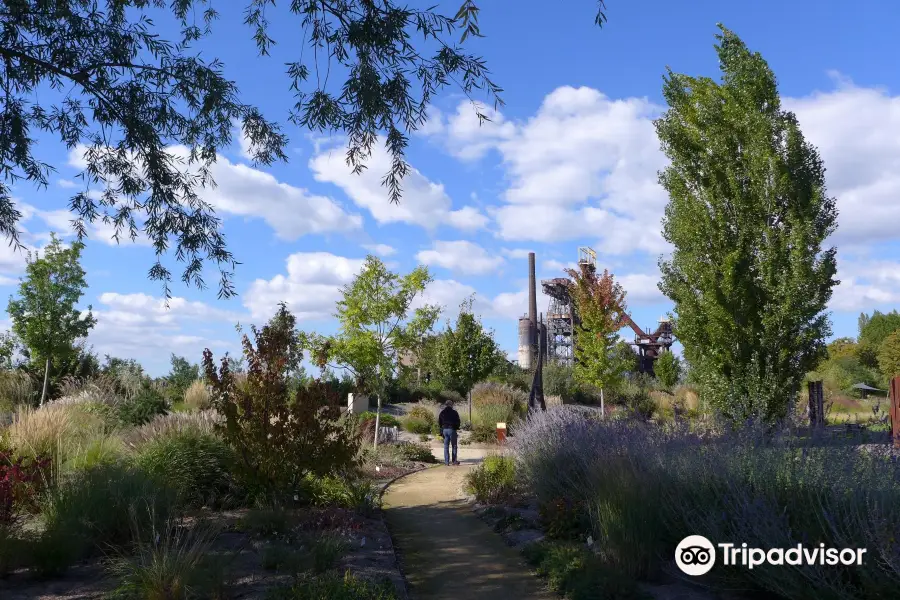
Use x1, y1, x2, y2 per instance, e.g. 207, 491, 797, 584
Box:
442, 428, 458, 465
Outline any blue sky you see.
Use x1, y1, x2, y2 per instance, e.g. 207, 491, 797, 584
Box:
3, 0, 900, 375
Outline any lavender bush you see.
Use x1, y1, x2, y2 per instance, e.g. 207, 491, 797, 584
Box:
512, 407, 900, 598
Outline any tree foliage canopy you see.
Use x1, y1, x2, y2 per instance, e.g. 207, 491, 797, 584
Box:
165, 353, 200, 397
431, 296, 501, 397
7, 234, 96, 383
656, 25, 838, 423
308, 256, 439, 400
858, 310, 900, 369
654, 350, 682, 390
878, 330, 900, 380
565, 263, 629, 392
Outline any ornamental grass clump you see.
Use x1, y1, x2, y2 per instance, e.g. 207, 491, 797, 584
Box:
403, 405, 435, 434
471, 382, 526, 439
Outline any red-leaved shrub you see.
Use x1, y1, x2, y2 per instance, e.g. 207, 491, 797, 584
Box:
1, 448, 50, 526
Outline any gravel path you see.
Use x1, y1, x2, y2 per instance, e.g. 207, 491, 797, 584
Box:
382, 462, 553, 600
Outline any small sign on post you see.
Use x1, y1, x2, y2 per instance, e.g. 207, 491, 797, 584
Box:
890, 377, 900, 450
496, 422, 507, 444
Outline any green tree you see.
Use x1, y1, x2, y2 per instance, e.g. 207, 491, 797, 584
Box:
612, 340, 639, 376
878, 330, 900, 380
858, 310, 900, 369
7, 234, 96, 404
858, 313, 871, 338
0, 331, 23, 370
656, 25, 838, 424
433, 296, 501, 423
565, 264, 629, 414
308, 256, 439, 448
655, 350, 682, 391
165, 354, 200, 401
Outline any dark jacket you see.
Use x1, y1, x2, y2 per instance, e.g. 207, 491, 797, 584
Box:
438, 406, 461, 431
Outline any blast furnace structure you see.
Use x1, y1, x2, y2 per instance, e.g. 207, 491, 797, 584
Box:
516, 247, 675, 375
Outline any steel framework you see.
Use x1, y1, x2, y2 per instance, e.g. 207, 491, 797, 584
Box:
542, 278, 575, 366
540, 246, 674, 373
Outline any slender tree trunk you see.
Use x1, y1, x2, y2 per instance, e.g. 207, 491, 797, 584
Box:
600, 387, 605, 419
468, 388, 472, 426
40, 357, 51, 406
373, 389, 382, 450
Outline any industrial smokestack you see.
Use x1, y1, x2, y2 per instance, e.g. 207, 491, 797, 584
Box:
528, 252, 538, 367
528, 252, 537, 330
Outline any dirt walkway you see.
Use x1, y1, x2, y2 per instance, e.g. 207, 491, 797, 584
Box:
382, 463, 553, 600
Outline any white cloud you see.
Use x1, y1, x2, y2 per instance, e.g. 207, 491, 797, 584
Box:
86, 292, 241, 372
0, 240, 30, 276
618, 273, 665, 305
413, 278, 528, 322
97, 292, 240, 322
543, 259, 575, 273
67, 145, 363, 242
786, 79, 900, 245
491, 289, 529, 320
435, 79, 900, 256
830, 279, 900, 312
435, 87, 669, 253
417, 106, 445, 136
243, 252, 365, 321
17, 197, 154, 248
32, 208, 75, 235
414, 279, 479, 315
203, 155, 363, 240
415, 240, 504, 275
443, 102, 517, 161
237, 126, 254, 160
57, 179, 79, 189
362, 243, 397, 257
309, 140, 488, 231
829, 259, 900, 312
501, 248, 535, 259
444, 205, 489, 231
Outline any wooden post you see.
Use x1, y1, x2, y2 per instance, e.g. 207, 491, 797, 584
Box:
496, 422, 507, 444
808, 380, 824, 431
890, 377, 900, 450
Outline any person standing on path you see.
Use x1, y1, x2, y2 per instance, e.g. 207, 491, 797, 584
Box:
438, 400, 461, 466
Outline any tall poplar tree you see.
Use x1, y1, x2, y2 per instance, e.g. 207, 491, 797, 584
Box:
656, 25, 838, 423
7, 234, 97, 404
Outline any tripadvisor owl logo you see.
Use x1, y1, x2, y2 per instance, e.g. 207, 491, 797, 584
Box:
675, 535, 716, 576
675, 536, 868, 576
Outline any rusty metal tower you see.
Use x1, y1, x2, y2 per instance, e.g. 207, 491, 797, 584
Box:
540, 247, 597, 367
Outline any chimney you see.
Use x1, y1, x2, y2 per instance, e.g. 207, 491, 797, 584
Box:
528, 252, 537, 362
528, 252, 537, 326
